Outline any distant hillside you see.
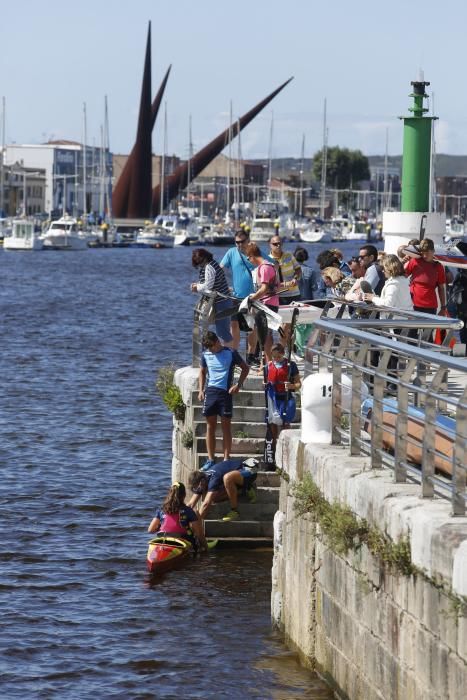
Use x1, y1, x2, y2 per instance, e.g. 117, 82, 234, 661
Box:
250, 155, 467, 180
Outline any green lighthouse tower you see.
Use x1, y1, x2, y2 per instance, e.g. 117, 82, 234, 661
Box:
400, 78, 437, 213
383, 76, 445, 256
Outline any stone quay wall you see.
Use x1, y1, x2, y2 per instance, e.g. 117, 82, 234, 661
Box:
272, 431, 467, 700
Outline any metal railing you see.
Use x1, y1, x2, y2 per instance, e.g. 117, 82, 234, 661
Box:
305, 305, 467, 516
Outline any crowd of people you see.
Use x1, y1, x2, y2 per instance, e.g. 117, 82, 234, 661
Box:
149, 230, 467, 548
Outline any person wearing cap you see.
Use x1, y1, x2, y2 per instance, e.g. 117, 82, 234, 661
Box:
147, 481, 207, 550
188, 458, 259, 522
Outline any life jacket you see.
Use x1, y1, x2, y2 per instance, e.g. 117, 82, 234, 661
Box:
159, 511, 190, 536
267, 360, 290, 394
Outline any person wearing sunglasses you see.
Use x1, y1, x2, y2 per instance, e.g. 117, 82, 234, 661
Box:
220, 228, 259, 365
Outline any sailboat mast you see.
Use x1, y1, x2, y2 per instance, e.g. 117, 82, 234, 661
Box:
383, 127, 388, 211
0, 97, 5, 216
227, 101, 232, 219
187, 114, 193, 212
160, 101, 167, 215
104, 95, 111, 220
82, 103, 87, 216
299, 133, 305, 217
267, 111, 274, 201
319, 98, 327, 219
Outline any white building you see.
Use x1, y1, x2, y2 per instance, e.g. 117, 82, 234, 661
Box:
4, 141, 111, 218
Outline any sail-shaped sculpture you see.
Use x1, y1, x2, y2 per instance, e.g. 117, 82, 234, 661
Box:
113, 63, 171, 218
152, 77, 293, 216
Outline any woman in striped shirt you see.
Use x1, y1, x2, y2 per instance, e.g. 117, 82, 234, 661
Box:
191, 248, 233, 345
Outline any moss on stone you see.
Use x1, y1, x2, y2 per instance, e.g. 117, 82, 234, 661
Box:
155, 364, 186, 421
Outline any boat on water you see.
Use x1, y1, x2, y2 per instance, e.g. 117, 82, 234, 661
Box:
299, 226, 333, 244
340, 220, 372, 242
250, 217, 278, 243
147, 535, 217, 574
173, 229, 201, 246
132, 225, 175, 248
40, 215, 88, 251
201, 223, 235, 246
3, 219, 43, 251
147, 535, 193, 574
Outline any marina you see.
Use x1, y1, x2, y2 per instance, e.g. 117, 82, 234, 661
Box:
2, 2, 467, 696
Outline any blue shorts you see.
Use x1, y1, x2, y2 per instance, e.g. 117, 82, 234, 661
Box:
214, 298, 233, 343
203, 387, 233, 417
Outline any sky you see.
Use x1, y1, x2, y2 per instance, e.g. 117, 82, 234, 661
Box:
2, 0, 467, 160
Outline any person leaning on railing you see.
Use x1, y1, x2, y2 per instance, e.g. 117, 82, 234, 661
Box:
404, 238, 447, 315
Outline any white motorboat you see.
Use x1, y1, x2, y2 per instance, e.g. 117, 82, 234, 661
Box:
299, 227, 333, 244
133, 225, 175, 248
340, 220, 371, 242
201, 224, 235, 245
3, 219, 43, 251
250, 217, 278, 243
40, 215, 88, 250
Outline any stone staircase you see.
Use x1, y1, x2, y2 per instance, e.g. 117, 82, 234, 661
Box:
173, 367, 301, 548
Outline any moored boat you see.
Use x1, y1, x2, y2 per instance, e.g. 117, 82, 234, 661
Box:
3, 219, 43, 251
147, 535, 193, 574
40, 215, 88, 251
133, 225, 175, 248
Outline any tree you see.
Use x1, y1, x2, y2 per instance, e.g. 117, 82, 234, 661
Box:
312, 147, 370, 189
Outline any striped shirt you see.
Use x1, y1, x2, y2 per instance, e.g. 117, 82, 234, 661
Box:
268, 251, 300, 298
196, 260, 230, 297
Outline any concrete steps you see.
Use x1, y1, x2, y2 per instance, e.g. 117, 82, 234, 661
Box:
204, 519, 274, 538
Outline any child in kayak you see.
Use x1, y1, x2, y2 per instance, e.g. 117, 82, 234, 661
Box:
265, 343, 301, 441
148, 482, 207, 550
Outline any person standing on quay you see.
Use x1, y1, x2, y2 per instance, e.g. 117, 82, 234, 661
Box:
268, 235, 301, 347
191, 248, 234, 346
198, 331, 249, 472
245, 242, 280, 363
404, 238, 447, 315
220, 228, 258, 365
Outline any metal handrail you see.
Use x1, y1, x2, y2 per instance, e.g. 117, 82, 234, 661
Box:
305, 313, 467, 516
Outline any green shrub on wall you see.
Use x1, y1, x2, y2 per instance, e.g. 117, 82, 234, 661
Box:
155, 365, 186, 421
292, 473, 415, 576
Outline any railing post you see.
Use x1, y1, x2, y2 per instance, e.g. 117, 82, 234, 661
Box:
394, 358, 416, 482
371, 348, 391, 469
421, 367, 445, 499
452, 386, 467, 516
350, 343, 368, 456
331, 337, 349, 445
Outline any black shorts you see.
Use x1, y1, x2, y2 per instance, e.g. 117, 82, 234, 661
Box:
203, 387, 233, 418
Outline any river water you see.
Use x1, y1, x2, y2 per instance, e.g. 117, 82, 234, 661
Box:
0, 242, 365, 699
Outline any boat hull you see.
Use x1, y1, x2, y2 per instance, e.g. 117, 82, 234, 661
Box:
146, 535, 193, 574
363, 398, 454, 476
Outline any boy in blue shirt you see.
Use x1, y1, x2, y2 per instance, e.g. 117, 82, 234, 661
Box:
199, 331, 249, 471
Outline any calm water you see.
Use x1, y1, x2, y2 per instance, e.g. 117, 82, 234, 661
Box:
0, 243, 345, 699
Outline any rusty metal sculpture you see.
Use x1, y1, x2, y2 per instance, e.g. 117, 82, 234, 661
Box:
152, 77, 293, 216
112, 63, 171, 218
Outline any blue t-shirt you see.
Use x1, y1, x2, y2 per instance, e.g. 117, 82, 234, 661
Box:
154, 505, 197, 529
201, 347, 244, 391
204, 459, 243, 491
220, 247, 255, 297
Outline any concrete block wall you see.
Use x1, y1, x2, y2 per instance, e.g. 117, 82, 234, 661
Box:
272, 431, 467, 700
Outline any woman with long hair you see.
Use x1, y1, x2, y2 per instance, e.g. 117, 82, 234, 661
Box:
147, 482, 206, 549
190, 248, 233, 345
